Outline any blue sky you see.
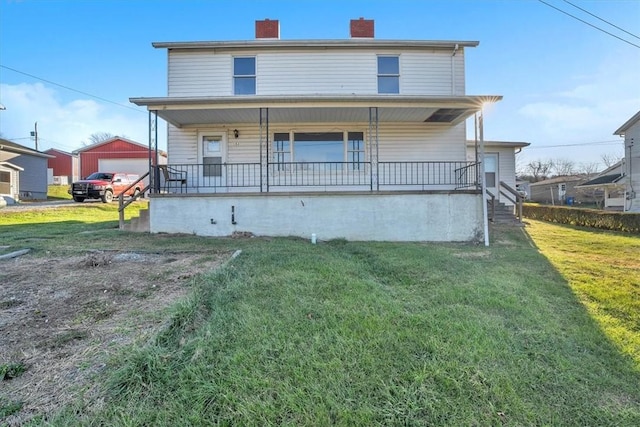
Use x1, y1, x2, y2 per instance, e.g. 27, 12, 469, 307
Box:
1, 0, 639, 172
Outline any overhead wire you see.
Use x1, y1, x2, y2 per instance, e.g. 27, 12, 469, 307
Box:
537, 0, 640, 49
561, 0, 640, 40
0, 64, 146, 114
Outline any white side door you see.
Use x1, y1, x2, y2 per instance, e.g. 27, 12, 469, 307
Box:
200, 133, 226, 190
484, 153, 499, 198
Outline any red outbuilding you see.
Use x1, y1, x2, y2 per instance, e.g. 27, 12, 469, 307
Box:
74, 137, 161, 179
44, 148, 79, 184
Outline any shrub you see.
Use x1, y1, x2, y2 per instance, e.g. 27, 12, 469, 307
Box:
523, 204, 640, 233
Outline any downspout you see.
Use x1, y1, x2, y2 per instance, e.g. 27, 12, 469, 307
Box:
628, 137, 635, 211
451, 43, 459, 95
478, 110, 489, 246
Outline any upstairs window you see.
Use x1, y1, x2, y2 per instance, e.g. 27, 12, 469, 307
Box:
377, 56, 399, 94
234, 57, 256, 95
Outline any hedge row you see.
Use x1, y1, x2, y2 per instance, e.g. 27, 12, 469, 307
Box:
522, 204, 640, 233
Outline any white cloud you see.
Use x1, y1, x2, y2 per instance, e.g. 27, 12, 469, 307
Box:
513, 53, 639, 167
0, 82, 152, 152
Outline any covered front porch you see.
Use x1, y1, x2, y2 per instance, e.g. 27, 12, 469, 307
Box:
129, 95, 498, 241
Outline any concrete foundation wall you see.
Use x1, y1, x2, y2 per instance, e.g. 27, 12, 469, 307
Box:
149, 191, 483, 242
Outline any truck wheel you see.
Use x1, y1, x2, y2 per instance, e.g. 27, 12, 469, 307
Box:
101, 190, 113, 203
73, 196, 85, 203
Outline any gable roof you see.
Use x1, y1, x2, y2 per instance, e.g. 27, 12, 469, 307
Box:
152, 39, 480, 51
466, 140, 530, 148
575, 160, 625, 188
0, 138, 55, 158
44, 148, 76, 157
578, 173, 624, 187
73, 137, 148, 153
614, 110, 640, 135
529, 175, 586, 186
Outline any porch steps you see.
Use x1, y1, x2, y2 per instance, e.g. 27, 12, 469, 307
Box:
489, 201, 523, 226
123, 208, 150, 232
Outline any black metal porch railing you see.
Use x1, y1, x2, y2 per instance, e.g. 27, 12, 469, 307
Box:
378, 161, 478, 189
151, 161, 479, 193
268, 162, 372, 188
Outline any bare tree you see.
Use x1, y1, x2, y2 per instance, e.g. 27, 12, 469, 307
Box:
83, 132, 116, 146
525, 159, 554, 182
577, 162, 600, 176
552, 158, 575, 176
601, 153, 622, 168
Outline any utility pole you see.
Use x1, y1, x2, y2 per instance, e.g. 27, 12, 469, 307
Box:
30, 122, 38, 150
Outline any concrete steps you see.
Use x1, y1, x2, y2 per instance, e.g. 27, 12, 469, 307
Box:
123, 208, 150, 232
489, 201, 523, 225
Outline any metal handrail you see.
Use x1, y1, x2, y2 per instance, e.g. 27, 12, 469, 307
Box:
153, 161, 481, 192
499, 180, 523, 221
118, 172, 150, 229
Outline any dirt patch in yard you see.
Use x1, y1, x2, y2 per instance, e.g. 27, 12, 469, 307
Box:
0, 250, 229, 425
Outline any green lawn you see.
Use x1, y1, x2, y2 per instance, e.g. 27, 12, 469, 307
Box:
525, 219, 640, 365
1, 209, 639, 425
47, 184, 72, 200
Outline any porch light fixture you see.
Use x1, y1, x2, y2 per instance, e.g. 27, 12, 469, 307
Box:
233, 129, 239, 139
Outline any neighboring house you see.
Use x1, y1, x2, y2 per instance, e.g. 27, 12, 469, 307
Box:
466, 140, 529, 206
0, 138, 54, 202
130, 18, 502, 242
614, 110, 640, 212
44, 148, 79, 185
575, 161, 625, 210
73, 137, 166, 181
529, 175, 587, 205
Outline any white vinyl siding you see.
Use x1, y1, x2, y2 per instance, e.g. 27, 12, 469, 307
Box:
167, 48, 466, 96
169, 122, 467, 165
402, 51, 465, 95
626, 120, 640, 212
257, 51, 376, 95
168, 50, 231, 96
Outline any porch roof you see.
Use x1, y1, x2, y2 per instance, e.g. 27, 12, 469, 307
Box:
129, 95, 502, 128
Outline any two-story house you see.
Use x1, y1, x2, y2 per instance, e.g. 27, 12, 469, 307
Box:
614, 110, 640, 212
130, 18, 502, 241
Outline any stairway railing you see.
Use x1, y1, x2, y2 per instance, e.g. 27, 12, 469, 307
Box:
118, 172, 151, 230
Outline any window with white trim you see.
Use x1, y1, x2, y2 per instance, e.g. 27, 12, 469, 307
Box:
377, 56, 399, 94
273, 133, 291, 171
233, 57, 256, 95
272, 131, 365, 170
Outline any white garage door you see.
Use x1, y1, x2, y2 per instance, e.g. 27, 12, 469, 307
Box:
98, 159, 149, 185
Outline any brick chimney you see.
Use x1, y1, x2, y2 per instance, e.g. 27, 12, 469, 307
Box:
350, 18, 374, 38
256, 19, 280, 39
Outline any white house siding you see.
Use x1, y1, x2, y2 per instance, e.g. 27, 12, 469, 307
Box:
167, 48, 465, 97
625, 120, 640, 212
150, 192, 482, 242
168, 50, 231, 97
466, 143, 518, 206
168, 122, 466, 165
402, 51, 465, 95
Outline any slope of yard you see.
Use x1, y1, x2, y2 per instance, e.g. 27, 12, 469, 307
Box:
525, 219, 640, 365
1, 206, 638, 426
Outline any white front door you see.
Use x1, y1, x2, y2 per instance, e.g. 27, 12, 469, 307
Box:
200, 133, 226, 190
484, 153, 499, 197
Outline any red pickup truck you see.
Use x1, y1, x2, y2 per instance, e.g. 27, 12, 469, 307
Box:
69, 172, 141, 203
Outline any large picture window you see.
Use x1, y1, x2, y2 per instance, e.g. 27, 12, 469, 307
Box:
272, 131, 365, 170
234, 57, 256, 95
378, 56, 399, 94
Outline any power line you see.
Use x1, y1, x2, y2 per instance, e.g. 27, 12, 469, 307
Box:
527, 139, 622, 149
537, 0, 640, 49
562, 0, 640, 40
0, 64, 146, 114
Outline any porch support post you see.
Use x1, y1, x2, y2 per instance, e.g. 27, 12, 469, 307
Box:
369, 107, 379, 191
259, 108, 269, 192
478, 110, 490, 247
149, 110, 159, 193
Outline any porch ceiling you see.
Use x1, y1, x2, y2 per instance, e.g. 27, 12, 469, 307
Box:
130, 95, 501, 128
